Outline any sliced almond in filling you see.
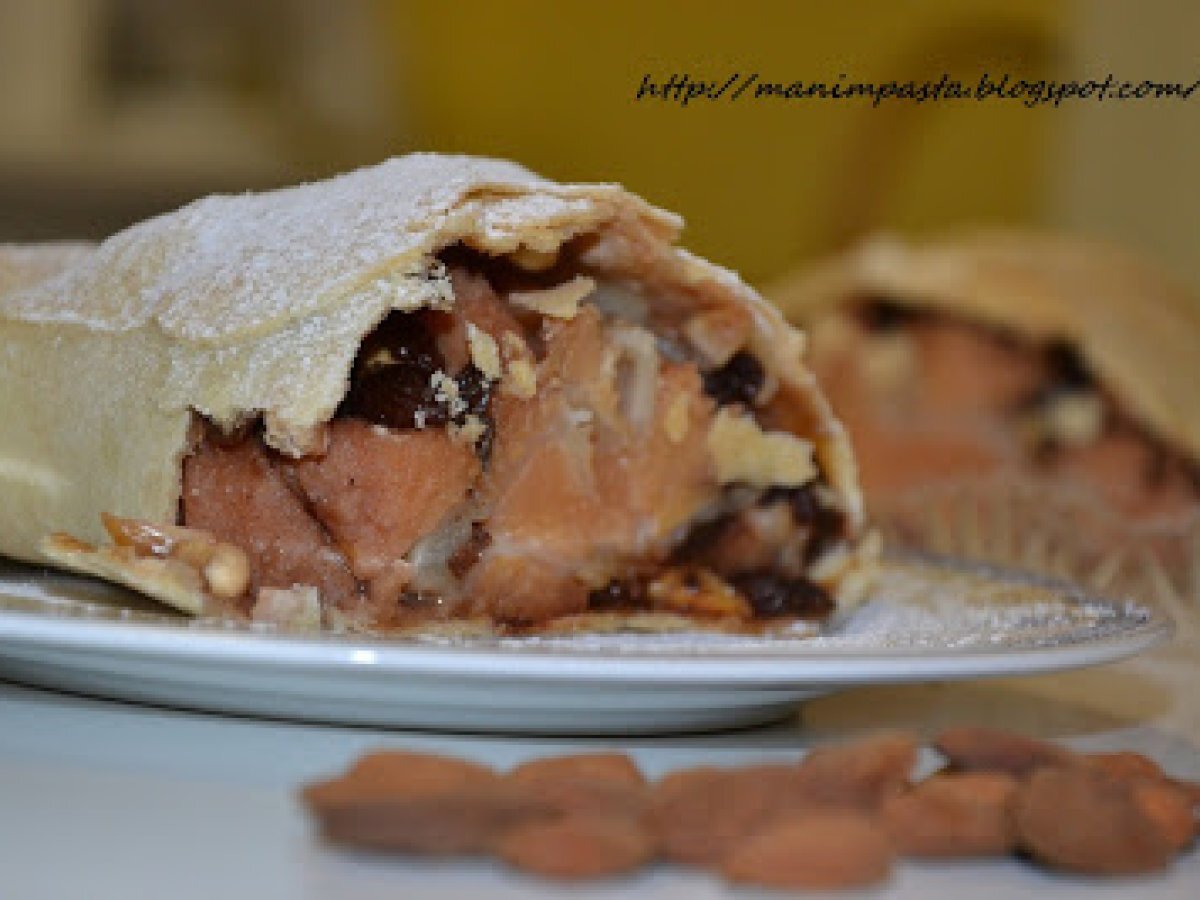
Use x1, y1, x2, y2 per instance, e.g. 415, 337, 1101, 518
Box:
508, 275, 595, 320
156, 255, 859, 632
706, 408, 817, 489
14, 158, 869, 637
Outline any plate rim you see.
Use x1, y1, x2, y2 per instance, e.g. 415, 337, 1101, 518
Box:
0, 614, 1172, 684
0, 551, 1174, 686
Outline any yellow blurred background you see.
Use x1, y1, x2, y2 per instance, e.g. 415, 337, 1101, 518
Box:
0, 0, 1197, 291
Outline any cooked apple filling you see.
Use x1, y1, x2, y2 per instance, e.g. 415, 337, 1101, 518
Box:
162, 250, 860, 632
809, 298, 1199, 521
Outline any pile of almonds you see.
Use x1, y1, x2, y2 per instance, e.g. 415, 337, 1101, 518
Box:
301, 727, 1200, 890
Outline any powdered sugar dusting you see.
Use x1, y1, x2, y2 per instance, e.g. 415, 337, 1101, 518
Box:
468, 556, 1152, 655
0, 242, 95, 295
0, 154, 695, 451
0, 155, 643, 343
1, 554, 1161, 660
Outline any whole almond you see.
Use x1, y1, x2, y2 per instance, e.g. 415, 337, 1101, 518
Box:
302, 751, 539, 855
791, 731, 919, 809
505, 752, 648, 819
935, 727, 1076, 777
882, 771, 1018, 858
1014, 766, 1174, 874
344, 750, 498, 793
308, 784, 545, 855
495, 815, 656, 880
507, 752, 644, 787
1133, 782, 1196, 851
721, 811, 894, 890
1085, 751, 1167, 783
649, 764, 799, 866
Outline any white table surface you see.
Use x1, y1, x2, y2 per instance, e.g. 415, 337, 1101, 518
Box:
2, 622, 1199, 900
2, 633, 1200, 900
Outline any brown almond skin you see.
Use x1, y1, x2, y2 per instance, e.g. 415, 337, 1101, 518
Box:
935, 727, 1077, 777
309, 783, 547, 855
303, 751, 499, 809
508, 775, 647, 822
1168, 777, 1200, 810
1078, 753, 1195, 849
1085, 751, 1168, 783
302, 751, 541, 855
344, 750, 498, 793
721, 811, 894, 891
1167, 777, 1200, 841
505, 752, 649, 820
649, 764, 799, 867
791, 731, 919, 809
507, 752, 645, 787
882, 771, 1018, 858
1133, 782, 1197, 851
299, 738, 1198, 883
495, 814, 657, 880
1014, 766, 1174, 874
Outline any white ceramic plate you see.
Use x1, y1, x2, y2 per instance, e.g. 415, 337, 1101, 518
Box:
0, 554, 1171, 734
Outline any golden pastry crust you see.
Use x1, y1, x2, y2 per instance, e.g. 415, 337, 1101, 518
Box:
1, 155, 868, 626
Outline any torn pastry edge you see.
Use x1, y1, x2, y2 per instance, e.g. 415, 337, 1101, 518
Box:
33, 177, 868, 624
766, 229, 1200, 466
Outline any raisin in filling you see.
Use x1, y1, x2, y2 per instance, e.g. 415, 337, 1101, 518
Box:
857, 296, 930, 332
1044, 340, 1095, 392
668, 515, 733, 565
339, 311, 449, 429
765, 483, 847, 564
729, 572, 834, 619
338, 310, 495, 451
1010, 340, 1106, 463
594, 482, 844, 620
1014, 341, 1097, 415
1014, 341, 1199, 496
279, 254, 851, 626
447, 522, 491, 579
587, 578, 651, 612
702, 351, 765, 407
454, 363, 495, 457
